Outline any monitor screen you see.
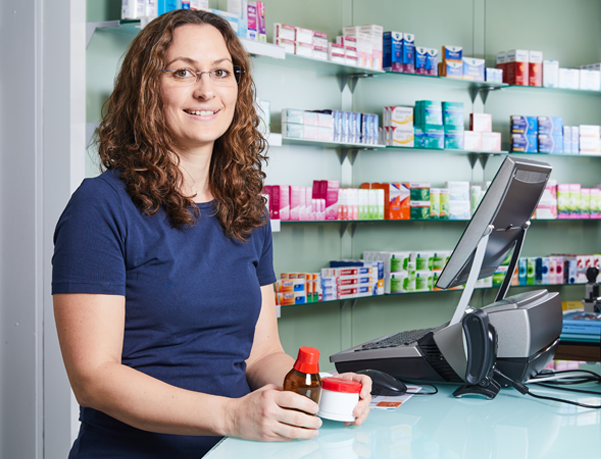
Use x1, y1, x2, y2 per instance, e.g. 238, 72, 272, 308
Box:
436, 156, 552, 290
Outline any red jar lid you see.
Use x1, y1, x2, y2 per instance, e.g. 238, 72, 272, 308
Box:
322, 377, 362, 393
293, 346, 320, 374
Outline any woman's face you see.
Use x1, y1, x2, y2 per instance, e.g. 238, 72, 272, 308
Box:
160, 24, 238, 153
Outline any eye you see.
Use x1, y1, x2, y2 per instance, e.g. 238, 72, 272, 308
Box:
173, 68, 195, 79
213, 68, 231, 79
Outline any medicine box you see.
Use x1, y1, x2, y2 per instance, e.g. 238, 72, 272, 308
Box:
415, 100, 443, 125
559, 69, 580, 89
382, 31, 403, 72
442, 46, 462, 62
253, 1, 266, 42
538, 116, 563, 136
386, 183, 410, 220
282, 123, 303, 139
426, 49, 439, 76
482, 132, 501, 151
402, 33, 415, 73
486, 68, 503, 83
444, 134, 464, 150
439, 61, 463, 79
275, 38, 295, 54
538, 134, 563, 154
469, 113, 492, 133
496, 51, 507, 82
580, 70, 601, 91
313, 31, 328, 48
442, 101, 464, 126
463, 57, 485, 81
543, 60, 559, 88
386, 127, 414, 147
511, 133, 538, 153
464, 131, 482, 150
385, 106, 413, 128
506, 49, 529, 86
511, 115, 538, 135
529, 51, 543, 87
415, 47, 428, 74
274, 23, 295, 41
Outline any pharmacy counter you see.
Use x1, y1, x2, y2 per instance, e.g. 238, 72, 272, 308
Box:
205, 373, 601, 459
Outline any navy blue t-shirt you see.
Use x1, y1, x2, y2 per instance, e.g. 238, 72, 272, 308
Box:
52, 169, 276, 458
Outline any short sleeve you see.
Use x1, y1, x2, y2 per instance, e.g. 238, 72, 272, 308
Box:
52, 177, 127, 295
255, 216, 276, 287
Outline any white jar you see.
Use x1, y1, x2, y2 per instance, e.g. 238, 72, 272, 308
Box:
317, 377, 362, 422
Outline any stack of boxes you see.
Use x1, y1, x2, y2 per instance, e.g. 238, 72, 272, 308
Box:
414, 100, 444, 149
439, 46, 463, 79
557, 184, 601, 219
365, 250, 451, 293
281, 108, 379, 145
533, 180, 558, 219
467, 113, 501, 151
510, 115, 538, 152
322, 260, 384, 300
538, 116, 563, 154
409, 183, 431, 220
415, 47, 439, 76
381, 106, 414, 147
562, 126, 580, 154
275, 273, 322, 306
579, 125, 601, 154
382, 31, 415, 73
497, 50, 542, 86
443, 102, 464, 149
446, 181, 471, 220
344, 25, 383, 70
365, 183, 409, 220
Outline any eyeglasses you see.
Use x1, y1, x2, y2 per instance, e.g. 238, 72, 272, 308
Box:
161, 65, 244, 86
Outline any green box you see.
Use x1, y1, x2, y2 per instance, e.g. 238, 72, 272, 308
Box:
442, 101, 464, 126
409, 184, 431, 201
410, 202, 431, 220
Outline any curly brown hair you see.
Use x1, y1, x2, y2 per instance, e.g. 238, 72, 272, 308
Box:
97, 9, 268, 241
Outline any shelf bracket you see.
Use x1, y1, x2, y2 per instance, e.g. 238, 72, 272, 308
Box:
343, 73, 377, 94
468, 85, 506, 104
339, 222, 358, 237
339, 147, 358, 165
340, 299, 358, 311
86, 20, 120, 49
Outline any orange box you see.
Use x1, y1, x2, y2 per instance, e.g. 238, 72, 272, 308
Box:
371, 183, 410, 220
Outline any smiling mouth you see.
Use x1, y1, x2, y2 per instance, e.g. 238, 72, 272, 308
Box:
185, 109, 219, 116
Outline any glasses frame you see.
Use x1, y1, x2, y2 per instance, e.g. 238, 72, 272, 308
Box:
161, 65, 245, 85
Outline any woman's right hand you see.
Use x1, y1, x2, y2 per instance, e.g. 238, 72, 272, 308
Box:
224, 384, 323, 441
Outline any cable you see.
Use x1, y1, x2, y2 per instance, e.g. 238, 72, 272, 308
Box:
406, 384, 438, 396
494, 368, 601, 409
527, 369, 601, 385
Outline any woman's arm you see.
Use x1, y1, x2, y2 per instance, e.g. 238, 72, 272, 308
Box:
54, 292, 321, 441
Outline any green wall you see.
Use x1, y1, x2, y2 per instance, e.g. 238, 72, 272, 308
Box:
87, 0, 601, 371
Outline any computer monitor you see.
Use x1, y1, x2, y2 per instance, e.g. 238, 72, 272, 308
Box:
437, 156, 552, 296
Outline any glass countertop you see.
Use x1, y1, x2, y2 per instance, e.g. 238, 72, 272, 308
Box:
206, 376, 601, 459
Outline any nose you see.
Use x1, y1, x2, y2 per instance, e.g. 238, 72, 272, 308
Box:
192, 73, 215, 100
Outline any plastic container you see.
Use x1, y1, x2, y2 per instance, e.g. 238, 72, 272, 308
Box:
317, 377, 362, 422
283, 347, 322, 404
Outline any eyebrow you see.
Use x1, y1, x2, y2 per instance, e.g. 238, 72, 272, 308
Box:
165, 57, 233, 67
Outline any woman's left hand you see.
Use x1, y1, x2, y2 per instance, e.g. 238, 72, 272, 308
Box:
334, 372, 372, 427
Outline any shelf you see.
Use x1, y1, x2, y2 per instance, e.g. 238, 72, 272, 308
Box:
279, 282, 583, 309
281, 136, 385, 150
508, 151, 601, 159
375, 71, 507, 90
502, 84, 601, 97
88, 20, 286, 59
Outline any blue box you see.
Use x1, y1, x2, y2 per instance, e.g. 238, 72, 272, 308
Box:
538, 116, 563, 136
415, 47, 428, 70
332, 110, 342, 142
462, 58, 485, 81
442, 102, 464, 126
402, 33, 415, 65
518, 258, 527, 285
341, 111, 351, 143
538, 134, 563, 153
442, 46, 462, 61
413, 126, 424, 148
511, 115, 538, 135
370, 114, 379, 142
426, 49, 439, 72
423, 133, 444, 149
511, 133, 538, 153
383, 32, 403, 70
353, 112, 362, 144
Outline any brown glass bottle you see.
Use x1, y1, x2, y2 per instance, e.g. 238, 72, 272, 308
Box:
283, 346, 322, 404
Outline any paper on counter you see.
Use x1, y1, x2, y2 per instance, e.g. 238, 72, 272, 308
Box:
369, 385, 422, 410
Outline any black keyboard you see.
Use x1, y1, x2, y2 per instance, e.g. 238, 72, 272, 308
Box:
356, 328, 434, 351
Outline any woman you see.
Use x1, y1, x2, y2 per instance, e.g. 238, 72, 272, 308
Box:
52, 9, 371, 458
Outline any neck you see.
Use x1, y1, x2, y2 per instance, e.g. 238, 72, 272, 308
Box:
175, 143, 214, 203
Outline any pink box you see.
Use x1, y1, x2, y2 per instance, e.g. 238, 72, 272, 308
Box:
464, 131, 483, 150
246, 4, 257, 40
305, 187, 314, 220
268, 185, 280, 220
469, 113, 493, 133
298, 186, 306, 221
325, 180, 340, 220
278, 185, 290, 221
554, 256, 564, 284
289, 185, 301, 221
482, 132, 501, 151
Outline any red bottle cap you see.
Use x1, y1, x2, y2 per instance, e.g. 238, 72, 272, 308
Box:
293, 346, 320, 374
321, 377, 362, 393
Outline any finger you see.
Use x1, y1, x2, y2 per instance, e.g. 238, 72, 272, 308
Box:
276, 391, 320, 415
278, 406, 323, 431
274, 420, 321, 440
